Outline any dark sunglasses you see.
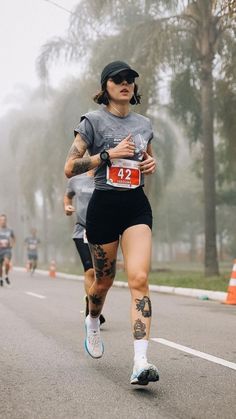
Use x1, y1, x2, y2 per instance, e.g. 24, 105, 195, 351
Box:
110, 74, 135, 85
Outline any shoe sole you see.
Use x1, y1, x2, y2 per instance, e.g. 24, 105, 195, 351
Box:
84, 324, 104, 359
131, 367, 159, 385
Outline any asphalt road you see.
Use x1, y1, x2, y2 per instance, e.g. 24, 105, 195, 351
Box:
0, 270, 236, 419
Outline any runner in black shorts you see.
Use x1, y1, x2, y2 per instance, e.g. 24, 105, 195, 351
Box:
24, 228, 40, 275
64, 171, 105, 325
65, 61, 159, 385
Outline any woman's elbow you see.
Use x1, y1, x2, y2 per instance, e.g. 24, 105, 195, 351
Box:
64, 162, 73, 178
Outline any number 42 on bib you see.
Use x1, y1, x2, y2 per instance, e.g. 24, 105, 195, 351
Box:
106, 159, 141, 189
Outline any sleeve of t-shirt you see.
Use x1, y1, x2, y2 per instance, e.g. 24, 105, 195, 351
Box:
148, 119, 154, 143
74, 118, 94, 147
66, 179, 76, 198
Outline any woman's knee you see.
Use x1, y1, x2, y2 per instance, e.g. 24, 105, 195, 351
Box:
93, 276, 114, 293
129, 271, 149, 294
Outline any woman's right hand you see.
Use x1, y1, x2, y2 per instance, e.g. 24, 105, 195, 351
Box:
109, 134, 135, 159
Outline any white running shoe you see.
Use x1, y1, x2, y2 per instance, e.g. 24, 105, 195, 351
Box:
130, 359, 159, 385
84, 318, 104, 359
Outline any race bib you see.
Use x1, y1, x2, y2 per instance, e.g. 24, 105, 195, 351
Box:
106, 159, 140, 189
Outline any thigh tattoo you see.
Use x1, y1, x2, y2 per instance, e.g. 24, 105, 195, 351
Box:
91, 244, 116, 280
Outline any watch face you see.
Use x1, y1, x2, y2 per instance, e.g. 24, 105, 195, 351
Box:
101, 151, 109, 160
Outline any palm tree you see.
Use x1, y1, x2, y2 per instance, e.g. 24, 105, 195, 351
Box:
37, 0, 236, 275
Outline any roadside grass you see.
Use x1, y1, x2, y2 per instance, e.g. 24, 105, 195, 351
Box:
44, 261, 233, 292
114, 270, 229, 292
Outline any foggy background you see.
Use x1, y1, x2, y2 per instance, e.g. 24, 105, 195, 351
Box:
0, 0, 235, 275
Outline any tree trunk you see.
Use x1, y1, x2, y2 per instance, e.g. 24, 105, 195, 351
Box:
42, 193, 49, 265
200, 52, 219, 276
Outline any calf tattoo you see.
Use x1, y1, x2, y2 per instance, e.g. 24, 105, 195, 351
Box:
135, 296, 152, 318
92, 244, 116, 280
89, 294, 103, 318
90, 309, 100, 317
133, 319, 146, 339
89, 294, 103, 306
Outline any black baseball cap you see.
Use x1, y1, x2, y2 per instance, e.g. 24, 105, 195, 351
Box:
101, 61, 139, 86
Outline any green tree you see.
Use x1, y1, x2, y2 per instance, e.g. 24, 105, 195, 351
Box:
37, 0, 236, 275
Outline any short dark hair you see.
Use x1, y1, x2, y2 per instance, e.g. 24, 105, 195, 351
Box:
93, 83, 141, 105
0, 214, 6, 218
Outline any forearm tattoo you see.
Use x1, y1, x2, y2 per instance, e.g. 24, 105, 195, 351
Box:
71, 158, 93, 175
133, 319, 146, 339
91, 245, 116, 280
66, 137, 92, 175
135, 296, 152, 318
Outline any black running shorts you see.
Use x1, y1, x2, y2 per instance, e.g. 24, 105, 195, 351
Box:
0, 249, 12, 264
86, 186, 152, 245
73, 238, 93, 272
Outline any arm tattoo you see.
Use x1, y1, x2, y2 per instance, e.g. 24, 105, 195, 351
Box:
66, 136, 92, 175
133, 319, 146, 339
135, 296, 152, 318
71, 157, 93, 175
66, 145, 82, 160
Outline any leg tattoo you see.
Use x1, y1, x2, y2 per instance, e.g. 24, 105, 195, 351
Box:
89, 294, 104, 318
92, 244, 116, 280
89, 294, 103, 306
135, 296, 152, 318
133, 319, 146, 339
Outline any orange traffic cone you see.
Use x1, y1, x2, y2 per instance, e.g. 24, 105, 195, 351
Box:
49, 260, 56, 278
225, 259, 236, 305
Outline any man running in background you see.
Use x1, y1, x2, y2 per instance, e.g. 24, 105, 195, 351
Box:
64, 171, 105, 325
0, 214, 15, 286
25, 228, 40, 275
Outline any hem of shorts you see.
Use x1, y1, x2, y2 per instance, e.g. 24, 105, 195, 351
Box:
88, 222, 152, 245
94, 185, 144, 192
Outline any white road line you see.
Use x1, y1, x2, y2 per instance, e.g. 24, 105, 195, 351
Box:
152, 338, 236, 371
25, 292, 46, 299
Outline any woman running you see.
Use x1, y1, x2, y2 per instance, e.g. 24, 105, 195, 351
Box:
64, 61, 159, 385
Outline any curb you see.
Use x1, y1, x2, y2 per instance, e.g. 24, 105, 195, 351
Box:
14, 267, 227, 303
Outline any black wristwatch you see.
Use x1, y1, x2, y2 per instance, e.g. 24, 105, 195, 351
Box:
100, 150, 111, 167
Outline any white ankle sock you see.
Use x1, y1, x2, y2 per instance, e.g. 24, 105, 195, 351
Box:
134, 339, 148, 363
86, 314, 99, 331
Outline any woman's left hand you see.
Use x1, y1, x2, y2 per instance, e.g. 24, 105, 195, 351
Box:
139, 151, 156, 174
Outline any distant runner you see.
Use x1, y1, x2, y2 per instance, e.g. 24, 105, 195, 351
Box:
64, 171, 105, 325
0, 214, 15, 286
25, 228, 40, 275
